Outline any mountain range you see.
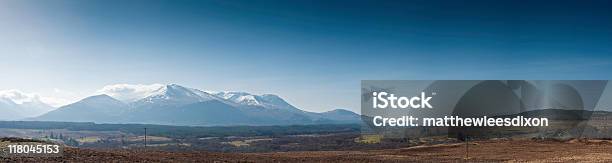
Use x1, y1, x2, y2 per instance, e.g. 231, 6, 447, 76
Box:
26, 84, 360, 126
0, 90, 55, 120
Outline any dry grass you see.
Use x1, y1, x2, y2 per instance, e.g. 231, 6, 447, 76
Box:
2, 139, 611, 162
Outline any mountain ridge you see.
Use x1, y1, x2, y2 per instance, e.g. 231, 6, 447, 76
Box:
30, 84, 360, 126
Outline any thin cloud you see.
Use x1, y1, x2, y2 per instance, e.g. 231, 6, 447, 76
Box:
0, 89, 68, 107
95, 83, 165, 102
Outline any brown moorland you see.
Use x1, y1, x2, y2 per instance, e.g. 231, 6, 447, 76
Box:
3, 139, 611, 162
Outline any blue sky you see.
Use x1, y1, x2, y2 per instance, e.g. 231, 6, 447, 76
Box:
1, 0, 611, 112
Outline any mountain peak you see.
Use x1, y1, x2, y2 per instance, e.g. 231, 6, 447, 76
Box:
81, 94, 123, 104
215, 92, 258, 105
318, 109, 360, 123
133, 84, 219, 108
86, 94, 113, 99
150, 84, 199, 96
261, 94, 281, 98
164, 83, 185, 91
215, 92, 300, 111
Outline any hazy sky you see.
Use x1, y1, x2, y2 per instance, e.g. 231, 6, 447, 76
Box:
1, 0, 611, 112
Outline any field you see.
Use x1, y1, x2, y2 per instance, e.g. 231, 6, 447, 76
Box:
2, 139, 611, 162
0, 122, 373, 152
0, 113, 610, 162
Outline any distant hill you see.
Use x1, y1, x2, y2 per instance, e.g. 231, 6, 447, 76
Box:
495, 109, 612, 120
34, 95, 128, 123
0, 90, 55, 120
30, 84, 360, 126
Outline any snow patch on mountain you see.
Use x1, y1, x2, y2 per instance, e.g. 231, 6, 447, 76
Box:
132, 84, 226, 108
215, 92, 301, 111
215, 92, 262, 105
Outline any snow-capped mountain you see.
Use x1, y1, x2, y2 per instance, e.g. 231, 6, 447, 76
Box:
0, 90, 55, 120
32, 84, 360, 126
215, 92, 302, 112
216, 92, 260, 105
131, 84, 220, 109
189, 88, 238, 106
